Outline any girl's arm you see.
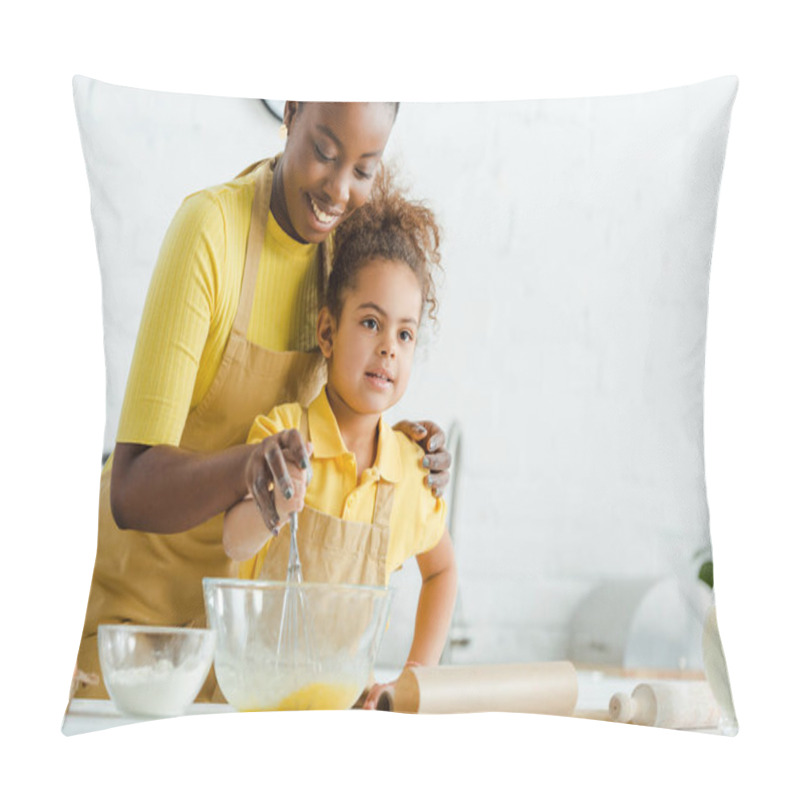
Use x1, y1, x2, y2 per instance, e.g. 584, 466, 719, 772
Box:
223, 497, 271, 562
406, 528, 458, 666
361, 528, 457, 710
222, 454, 309, 562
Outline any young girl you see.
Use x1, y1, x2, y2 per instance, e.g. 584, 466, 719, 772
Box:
223, 170, 457, 709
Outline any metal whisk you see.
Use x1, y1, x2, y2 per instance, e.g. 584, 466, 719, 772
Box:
275, 510, 318, 673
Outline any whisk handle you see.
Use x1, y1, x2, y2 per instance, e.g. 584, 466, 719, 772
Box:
288, 512, 303, 583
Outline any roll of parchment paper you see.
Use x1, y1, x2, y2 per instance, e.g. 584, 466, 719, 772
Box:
377, 662, 578, 715
609, 681, 721, 729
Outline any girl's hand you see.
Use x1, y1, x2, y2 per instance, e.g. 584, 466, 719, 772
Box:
244, 429, 312, 533
360, 660, 423, 710
361, 679, 396, 711
393, 420, 451, 497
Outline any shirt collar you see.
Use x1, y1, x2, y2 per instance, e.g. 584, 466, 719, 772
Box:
308, 388, 403, 483
263, 154, 311, 253
266, 209, 316, 257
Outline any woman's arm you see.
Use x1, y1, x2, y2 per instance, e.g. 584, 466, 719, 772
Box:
111, 442, 254, 533
110, 188, 253, 533
360, 528, 457, 710
111, 429, 310, 533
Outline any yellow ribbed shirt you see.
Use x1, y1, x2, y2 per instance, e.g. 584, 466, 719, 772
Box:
239, 389, 447, 584
117, 165, 320, 447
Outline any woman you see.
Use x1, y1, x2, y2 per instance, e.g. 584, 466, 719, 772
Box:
74, 102, 451, 701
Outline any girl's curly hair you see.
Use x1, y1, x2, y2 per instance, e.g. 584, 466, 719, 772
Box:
326, 166, 442, 323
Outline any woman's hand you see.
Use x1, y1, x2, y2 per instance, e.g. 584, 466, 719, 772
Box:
393, 420, 451, 497
244, 429, 312, 534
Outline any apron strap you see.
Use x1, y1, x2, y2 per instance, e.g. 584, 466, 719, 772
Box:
232, 161, 272, 338
372, 480, 394, 528
298, 406, 311, 443
235, 157, 272, 180
232, 155, 332, 344
317, 236, 333, 313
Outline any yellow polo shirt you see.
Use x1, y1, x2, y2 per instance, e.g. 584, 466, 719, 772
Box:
239, 389, 447, 584
117, 160, 320, 448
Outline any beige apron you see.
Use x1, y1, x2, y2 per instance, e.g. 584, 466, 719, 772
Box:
75, 158, 328, 700
257, 410, 394, 688
258, 411, 393, 588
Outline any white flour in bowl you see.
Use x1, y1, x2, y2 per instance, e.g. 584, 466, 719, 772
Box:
106, 658, 210, 717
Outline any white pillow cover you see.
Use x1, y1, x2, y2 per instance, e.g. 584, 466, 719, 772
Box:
72, 75, 738, 726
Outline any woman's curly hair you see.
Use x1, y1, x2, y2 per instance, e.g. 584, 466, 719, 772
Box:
326, 165, 442, 323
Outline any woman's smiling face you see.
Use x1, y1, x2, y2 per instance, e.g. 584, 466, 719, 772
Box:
272, 102, 396, 244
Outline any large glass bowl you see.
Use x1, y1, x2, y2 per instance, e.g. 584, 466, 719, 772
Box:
203, 578, 392, 712
97, 624, 216, 717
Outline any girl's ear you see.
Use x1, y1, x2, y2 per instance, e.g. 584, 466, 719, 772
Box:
317, 307, 335, 358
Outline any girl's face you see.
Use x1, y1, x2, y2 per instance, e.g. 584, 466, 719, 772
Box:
273, 102, 395, 244
318, 258, 422, 419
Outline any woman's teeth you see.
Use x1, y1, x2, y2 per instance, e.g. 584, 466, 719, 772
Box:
310, 197, 336, 224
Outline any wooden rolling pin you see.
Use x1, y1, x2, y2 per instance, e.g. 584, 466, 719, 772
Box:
377, 662, 578, 715
609, 681, 721, 729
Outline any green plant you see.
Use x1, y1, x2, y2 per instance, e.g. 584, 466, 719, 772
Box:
698, 560, 713, 589
695, 546, 713, 589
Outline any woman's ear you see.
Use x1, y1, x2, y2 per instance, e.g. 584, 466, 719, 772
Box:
283, 102, 300, 135
317, 307, 335, 358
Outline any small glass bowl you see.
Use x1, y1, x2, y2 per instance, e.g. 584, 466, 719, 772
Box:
98, 624, 216, 717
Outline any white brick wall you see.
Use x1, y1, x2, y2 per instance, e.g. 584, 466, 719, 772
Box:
374, 96, 721, 667
82, 84, 725, 671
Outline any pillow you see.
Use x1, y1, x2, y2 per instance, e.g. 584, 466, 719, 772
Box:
64, 75, 738, 735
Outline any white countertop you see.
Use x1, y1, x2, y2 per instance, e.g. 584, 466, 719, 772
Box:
62, 668, 723, 736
